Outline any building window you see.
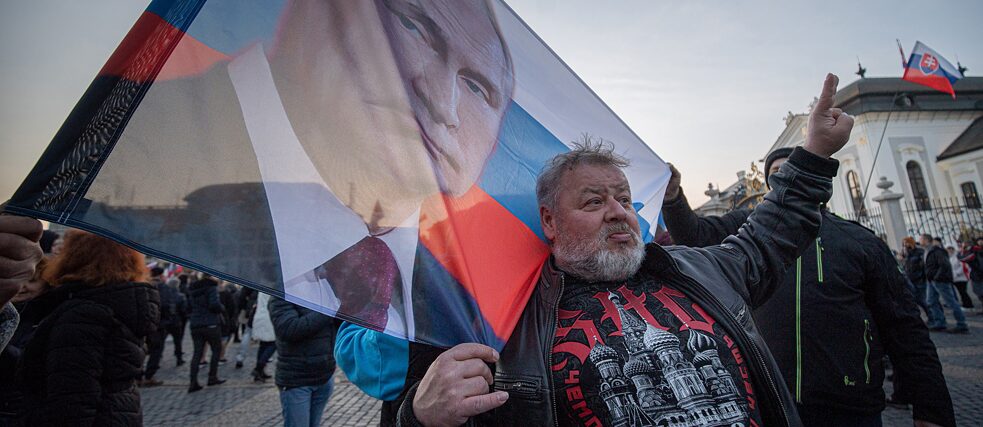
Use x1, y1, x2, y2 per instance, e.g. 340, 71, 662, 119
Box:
846, 170, 867, 216
906, 161, 931, 211
962, 182, 981, 209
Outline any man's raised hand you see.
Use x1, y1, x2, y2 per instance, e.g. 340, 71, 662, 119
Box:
803, 73, 854, 158
412, 343, 509, 427
664, 163, 682, 202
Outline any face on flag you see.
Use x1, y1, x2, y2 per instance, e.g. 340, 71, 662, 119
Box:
376, 0, 515, 196
6, 0, 669, 349
267, 0, 513, 230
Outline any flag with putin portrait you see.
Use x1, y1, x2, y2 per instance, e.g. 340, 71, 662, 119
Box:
5, 0, 669, 349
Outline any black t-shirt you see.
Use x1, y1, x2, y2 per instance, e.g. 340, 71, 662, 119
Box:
551, 276, 763, 427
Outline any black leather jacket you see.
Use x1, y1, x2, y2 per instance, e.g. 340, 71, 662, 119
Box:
398, 147, 838, 426
663, 195, 953, 425
924, 246, 953, 283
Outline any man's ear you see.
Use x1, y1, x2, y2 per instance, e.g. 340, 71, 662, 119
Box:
541, 206, 557, 242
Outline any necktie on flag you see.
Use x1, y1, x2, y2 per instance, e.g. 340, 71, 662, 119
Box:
902, 41, 964, 98
4, 0, 670, 350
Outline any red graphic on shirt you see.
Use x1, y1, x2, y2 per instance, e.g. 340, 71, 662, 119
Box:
552, 285, 717, 371
553, 308, 610, 371
551, 284, 761, 427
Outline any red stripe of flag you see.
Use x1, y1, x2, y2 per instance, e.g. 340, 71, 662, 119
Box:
420, 185, 549, 340
100, 12, 230, 82
903, 66, 956, 98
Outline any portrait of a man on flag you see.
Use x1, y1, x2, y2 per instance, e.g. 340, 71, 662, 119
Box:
4, 0, 670, 348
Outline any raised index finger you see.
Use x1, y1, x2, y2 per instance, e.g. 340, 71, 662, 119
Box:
813, 73, 839, 113
448, 343, 499, 363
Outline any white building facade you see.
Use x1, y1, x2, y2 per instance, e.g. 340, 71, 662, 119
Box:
761, 77, 983, 243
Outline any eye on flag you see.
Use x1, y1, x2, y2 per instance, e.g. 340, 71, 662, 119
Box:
4, 0, 669, 350
902, 41, 963, 98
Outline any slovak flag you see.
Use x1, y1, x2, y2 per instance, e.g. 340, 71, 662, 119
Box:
903, 41, 963, 98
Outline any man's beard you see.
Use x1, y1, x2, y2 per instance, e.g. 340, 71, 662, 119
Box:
552, 221, 645, 283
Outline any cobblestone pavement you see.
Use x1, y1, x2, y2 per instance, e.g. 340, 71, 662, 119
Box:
143, 311, 983, 426
882, 310, 983, 427
140, 330, 381, 427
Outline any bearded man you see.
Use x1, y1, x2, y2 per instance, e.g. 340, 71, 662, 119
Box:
395, 74, 854, 426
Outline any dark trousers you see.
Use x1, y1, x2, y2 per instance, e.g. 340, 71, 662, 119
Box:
954, 281, 975, 308
144, 327, 167, 379
167, 321, 186, 359
798, 405, 882, 427
190, 325, 223, 384
255, 340, 277, 371
908, 280, 932, 319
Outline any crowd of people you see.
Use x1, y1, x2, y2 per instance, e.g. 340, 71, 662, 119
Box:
0, 73, 969, 427
0, 229, 339, 427
901, 235, 983, 333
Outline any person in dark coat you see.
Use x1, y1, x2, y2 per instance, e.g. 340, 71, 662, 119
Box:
219, 282, 239, 351
0, 257, 52, 425
178, 273, 191, 297
958, 238, 983, 315
921, 235, 967, 333
164, 277, 189, 366
14, 230, 160, 427
176, 273, 191, 340
143, 275, 188, 384
902, 237, 933, 320
660, 151, 954, 427
141, 266, 169, 386
269, 297, 338, 427
187, 274, 227, 392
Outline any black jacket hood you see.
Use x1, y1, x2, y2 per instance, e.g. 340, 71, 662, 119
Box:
47, 281, 159, 338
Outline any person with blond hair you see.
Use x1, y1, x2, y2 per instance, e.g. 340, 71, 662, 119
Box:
13, 230, 159, 426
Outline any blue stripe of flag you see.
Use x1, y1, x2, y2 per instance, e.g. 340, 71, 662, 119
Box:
148, 0, 284, 55
481, 101, 656, 243
479, 102, 569, 242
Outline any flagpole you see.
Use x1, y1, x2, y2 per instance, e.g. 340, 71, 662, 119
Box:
859, 98, 898, 203
859, 40, 909, 204
896, 39, 907, 68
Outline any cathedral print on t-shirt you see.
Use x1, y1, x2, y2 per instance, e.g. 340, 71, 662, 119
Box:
551, 283, 762, 427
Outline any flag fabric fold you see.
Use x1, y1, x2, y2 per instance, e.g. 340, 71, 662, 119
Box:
903, 41, 963, 98
5, 0, 669, 350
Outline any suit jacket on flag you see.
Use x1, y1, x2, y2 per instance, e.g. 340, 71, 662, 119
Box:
75, 51, 499, 346
5, 0, 670, 350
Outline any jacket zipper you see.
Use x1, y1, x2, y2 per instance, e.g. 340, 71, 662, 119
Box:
816, 238, 824, 283
863, 319, 871, 384
673, 272, 791, 426
795, 256, 802, 403
547, 273, 565, 427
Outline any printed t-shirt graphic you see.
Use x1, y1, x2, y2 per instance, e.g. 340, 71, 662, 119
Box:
551, 280, 763, 427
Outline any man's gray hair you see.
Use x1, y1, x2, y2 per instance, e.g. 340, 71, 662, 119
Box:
536, 136, 630, 213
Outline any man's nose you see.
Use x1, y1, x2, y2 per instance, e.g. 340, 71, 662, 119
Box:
604, 197, 629, 222
413, 62, 461, 129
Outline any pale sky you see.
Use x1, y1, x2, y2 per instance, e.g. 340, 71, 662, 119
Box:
2, 0, 981, 206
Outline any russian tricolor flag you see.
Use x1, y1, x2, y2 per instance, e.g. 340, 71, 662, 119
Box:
5, 0, 670, 350
903, 41, 963, 98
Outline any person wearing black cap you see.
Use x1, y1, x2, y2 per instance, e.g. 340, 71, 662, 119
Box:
661, 149, 954, 426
